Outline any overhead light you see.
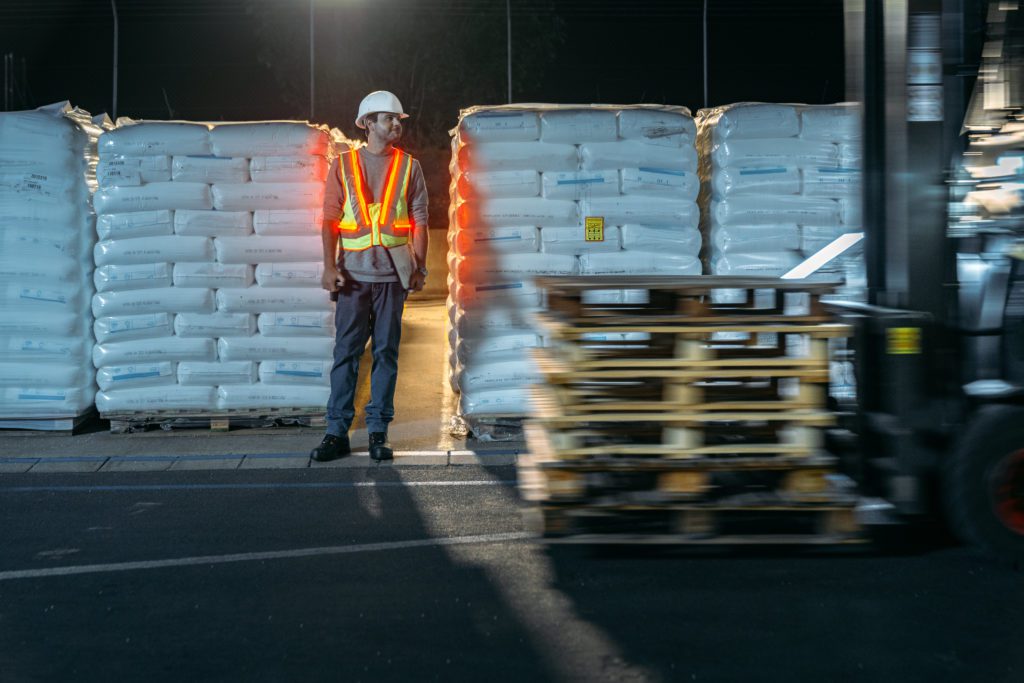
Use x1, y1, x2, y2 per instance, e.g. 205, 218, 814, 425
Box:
781, 232, 865, 280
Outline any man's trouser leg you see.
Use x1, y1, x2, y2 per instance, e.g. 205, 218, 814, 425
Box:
326, 281, 372, 437
364, 281, 406, 434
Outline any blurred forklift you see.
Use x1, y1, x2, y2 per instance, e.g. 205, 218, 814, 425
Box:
838, 0, 1024, 563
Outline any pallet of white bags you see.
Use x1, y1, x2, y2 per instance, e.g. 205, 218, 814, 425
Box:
103, 408, 326, 434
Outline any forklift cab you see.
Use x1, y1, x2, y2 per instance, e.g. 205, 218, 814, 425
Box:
841, 0, 1024, 562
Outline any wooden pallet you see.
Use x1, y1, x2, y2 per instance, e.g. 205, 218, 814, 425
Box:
536, 275, 843, 324
523, 504, 864, 545
0, 409, 96, 435
103, 408, 327, 434
519, 424, 846, 504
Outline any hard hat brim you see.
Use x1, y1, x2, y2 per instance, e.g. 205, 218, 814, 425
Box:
356, 112, 410, 129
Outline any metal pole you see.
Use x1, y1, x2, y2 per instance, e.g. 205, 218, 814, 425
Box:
111, 0, 118, 120
506, 0, 512, 103
4, 54, 9, 111
310, 0, 315, 120
702, 0, 709, 108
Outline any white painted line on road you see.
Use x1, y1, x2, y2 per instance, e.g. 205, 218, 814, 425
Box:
1, 480, 517, 493
0, 531, 534, 582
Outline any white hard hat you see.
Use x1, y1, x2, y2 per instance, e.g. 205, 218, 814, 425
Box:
355, 90, 408, 128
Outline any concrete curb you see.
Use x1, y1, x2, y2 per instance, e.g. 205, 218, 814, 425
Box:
0, 450, 521, 474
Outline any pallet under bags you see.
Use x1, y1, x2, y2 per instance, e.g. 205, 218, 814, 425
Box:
92, 120, 335, 413
696, 102, 866, 300
448, 105, 702, 434
0, 103, 104, 422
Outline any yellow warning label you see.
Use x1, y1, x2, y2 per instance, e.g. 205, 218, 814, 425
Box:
584, 216, 605, 242
887, 327, 921, 355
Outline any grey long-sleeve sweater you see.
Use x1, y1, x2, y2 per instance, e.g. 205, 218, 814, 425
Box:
323, 147, 429, 283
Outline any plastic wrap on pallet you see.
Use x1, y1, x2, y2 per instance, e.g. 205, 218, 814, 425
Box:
696, 102, 864, 298
0, 103, 101, 419
449, 104, 701, 425
89, 117, 338, 417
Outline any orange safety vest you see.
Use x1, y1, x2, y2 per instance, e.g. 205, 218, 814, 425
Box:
336, 147, 414, 252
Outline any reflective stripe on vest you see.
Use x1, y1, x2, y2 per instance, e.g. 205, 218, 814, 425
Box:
337, 148, 414, 253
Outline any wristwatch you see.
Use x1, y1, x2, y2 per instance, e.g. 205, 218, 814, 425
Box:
416, 266, 428, 276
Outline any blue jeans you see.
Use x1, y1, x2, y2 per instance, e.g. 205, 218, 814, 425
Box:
326, 280, 406, 436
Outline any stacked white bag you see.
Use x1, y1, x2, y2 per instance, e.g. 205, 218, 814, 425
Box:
92, 120, 335, 413
448, 105, 702, 424
696, 102, 865, 298
0, 103, 102, 421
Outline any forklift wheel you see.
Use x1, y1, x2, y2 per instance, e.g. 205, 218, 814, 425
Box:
945, 405, 1024, 566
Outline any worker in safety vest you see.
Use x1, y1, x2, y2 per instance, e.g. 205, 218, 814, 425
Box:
312, 90, 429, 462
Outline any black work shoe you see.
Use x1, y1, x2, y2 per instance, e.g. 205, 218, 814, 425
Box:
368, 432, 393, 462
311, 434, 351, 462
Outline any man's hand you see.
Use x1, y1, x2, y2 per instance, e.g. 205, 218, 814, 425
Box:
321, 265, 344, 292
408, 270, 426, 293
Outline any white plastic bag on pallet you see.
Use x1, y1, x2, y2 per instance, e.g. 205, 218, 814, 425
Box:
710, 138, 839, 169
541, 170, 619, 200
458, 111, 540, 143
177, 361, 257, 386
457, 170, 541, 199
252, 208, 323, 235
94, 235, 214, 266
257, 311, 333, 337
541, 225, 621, 254
457, 197, 578, 228
215, 287, 330, 313
94, 313, 175, 344
172, 263, 254, 289
617, 109, 696, 147
100, 122, 211, 156
454, 226, 539, 256
619, 224, 702, 252
217, 383, 330, 410
171, 155, 249, 183
708, 103, 800, 140
579, 251, 701, 275
174, 312, 256, 338
211, 182, 324, 211
458, 142, 579, 173
620, 168, 699, 199
710, 224, 801, 254
540, 110, 618, 143
94, 182, 213, 214
580, 141, 698, 172
214, 235, 322, 264
711, 196, 840, 227
217, 335, 333, 361
96, 155, 171, 187
249, 156, 329, 183
173, 209, 252, 237
581, 196, 699, 226
92, 336, 216, 367
0, 386, 95, 416
94, 263, 173, 292
259, 360, 331, 385
210, 122, 329, 157
96, 385, 217, 413
254, 263, 324, 288
96, 362, 177, 391
711, 165, 801, 197
0, 361, 90, 387
96, 210, 174, 240
799, 104, 861, 142
92, 287, 215, 317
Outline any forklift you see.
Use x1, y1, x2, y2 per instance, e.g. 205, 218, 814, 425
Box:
837, 0, 1024, 563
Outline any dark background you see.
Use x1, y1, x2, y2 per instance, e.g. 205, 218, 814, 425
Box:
0, 0, 845, 223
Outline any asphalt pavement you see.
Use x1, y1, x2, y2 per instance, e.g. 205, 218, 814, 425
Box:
2, 465, 1022, 683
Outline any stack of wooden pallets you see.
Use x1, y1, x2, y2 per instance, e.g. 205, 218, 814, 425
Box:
520, 275, 863, 545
